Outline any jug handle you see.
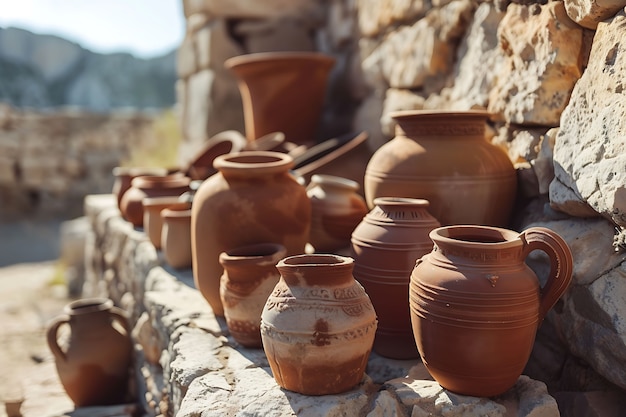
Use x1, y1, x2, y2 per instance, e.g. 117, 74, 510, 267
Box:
109, 306, 132, 335
46, 315, 70, 362
520, 227, 573, 321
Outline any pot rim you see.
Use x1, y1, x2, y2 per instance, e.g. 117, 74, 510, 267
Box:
277, 253, 353, 268
213, 151, 294, 174
373, 196, 430, 208
389, 109, 492, 120
224, 51, 336, 69
219, 242, 287, 262
429, 225, 521, 248
64, 298, 113, 315
309, 174, 359, 191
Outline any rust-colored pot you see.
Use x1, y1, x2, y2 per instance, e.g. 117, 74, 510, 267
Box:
219, 243, 287, 348
364, 110, 517, 227
191, 151, 310, 317
161, 202, 193, 269
410, 225, 573, 397
143, 196, 185, 249
46, 298, 133, 407
112, 166, 168, 213
261, 254, 377, 395
119, 173, 190, 228
351, 197, 440, 359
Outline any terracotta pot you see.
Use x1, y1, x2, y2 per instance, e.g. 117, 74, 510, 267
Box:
183, 130, 248, 181
112, 166, 168, 213
410, 225, 573, 397
143, 196, 185, 249
306, 174, 368, 253
119, 173, 190, 228
161, 202, 193, 269
364, 110, 517, 227
219, 243, 287, 348
46, 298, 133, 407
350, 197, 440, 359
261, 254, 377, 395
224, 51, 335, 146
191, 151, 311, 317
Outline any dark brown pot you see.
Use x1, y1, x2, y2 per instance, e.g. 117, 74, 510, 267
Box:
350, 197, 440, 359
112, 166, 168, 213
364, 110, 517, 227
306, 174, 368, 253
410, 225, 573, 397
224, 51, 335, 146
260, 254, 377, 395
119, 173, 190, 227
46, 298, 133, 407
191, 151, 311, 317
219, 243, 287, 348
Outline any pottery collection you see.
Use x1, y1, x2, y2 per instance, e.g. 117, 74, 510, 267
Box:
219, 243, 287, 348
260, 254, 377, 395
410, 225, 573, 397
191, 151, 311, 317
364, 110, 517, 227
351, 197, 440, 359
306, 174, 368, 253
46, 298, 133, 407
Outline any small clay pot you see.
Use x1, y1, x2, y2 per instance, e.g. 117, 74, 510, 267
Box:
120, 173, 190, 227
161, 202, 193, 269
112, 166, 168, 213
219, 243, 286, 348
261, 254, 377, 395
143, 196, 185, 249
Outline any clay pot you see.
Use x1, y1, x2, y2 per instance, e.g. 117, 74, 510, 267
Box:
224, 51, 335, 146
112, 166, 168, 212
191, 151, 311, 317
119, 173, 190, 227
161, 202, 193, 269
261, 254, 377, 395
306, 174, 368, 253
143, 196, 185, 249
350, 197, 440, 359
364, 110, 517, 227
46, 298, 133, 407
410, 225, 573, 397
219, 243, 287, 348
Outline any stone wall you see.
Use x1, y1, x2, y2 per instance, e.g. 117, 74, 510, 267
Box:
0, 104, 154, 221
176, 0, 626, 401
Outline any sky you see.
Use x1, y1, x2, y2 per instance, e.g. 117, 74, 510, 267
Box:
0, 0, 185, 58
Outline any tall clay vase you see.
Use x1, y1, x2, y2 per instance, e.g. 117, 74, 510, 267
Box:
120, 173, 190, 228
46, 298, 133, 407
364, 110, 517, 227
161, 202, 193, 269
260, 254, 377, 395
219, 243, 287, 348
350, 197, 440, 359
410, 225, 573, 397
191, 151, 311, 317
306, 174, 368, 253
224, 52, 335, 145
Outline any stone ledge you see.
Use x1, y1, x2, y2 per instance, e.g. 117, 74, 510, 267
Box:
83, 194, 560, 417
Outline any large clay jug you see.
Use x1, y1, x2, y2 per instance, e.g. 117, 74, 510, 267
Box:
46, 298, 133, 407
306, 174, 368, 253
261, 254, 377, 395
350, 197, 440, 359
410, 225, 573, 397
224, 51, 335, 146
219, 243, 287, 348
191, 151, 310, 317
364, 110, 517, 227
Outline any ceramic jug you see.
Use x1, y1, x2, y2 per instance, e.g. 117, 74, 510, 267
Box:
191, 151, 310, 317
219, 243, 286, 348
261, 254, 377, 395
410, 225, 573, 397
364, 110, 517, 227
306, 174, 368, 253
351, 197, 440, 359
46, 298, 133, 407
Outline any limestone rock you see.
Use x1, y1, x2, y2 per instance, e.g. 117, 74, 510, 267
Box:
488, 2, 584, 126
357, 0, 430, 38
564, 0, 626, 29
550, 12, 626, 228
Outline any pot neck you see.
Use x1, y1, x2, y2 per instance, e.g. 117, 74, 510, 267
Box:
368, 197, 438, 225
276, 254, 354, 287
213, 151, 294, 180
392, 110, 490, 139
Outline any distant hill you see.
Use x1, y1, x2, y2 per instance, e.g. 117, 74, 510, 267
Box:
0, 27, 177, 111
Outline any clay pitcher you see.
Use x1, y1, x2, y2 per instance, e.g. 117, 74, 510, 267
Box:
260, 254, 377, 395
224, 51, 335, 146
410, 225, 573, 397
219, 243, 287, 348
364, 110, 517, 227
351, 197, 440, 359
46, 298, 133, 407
